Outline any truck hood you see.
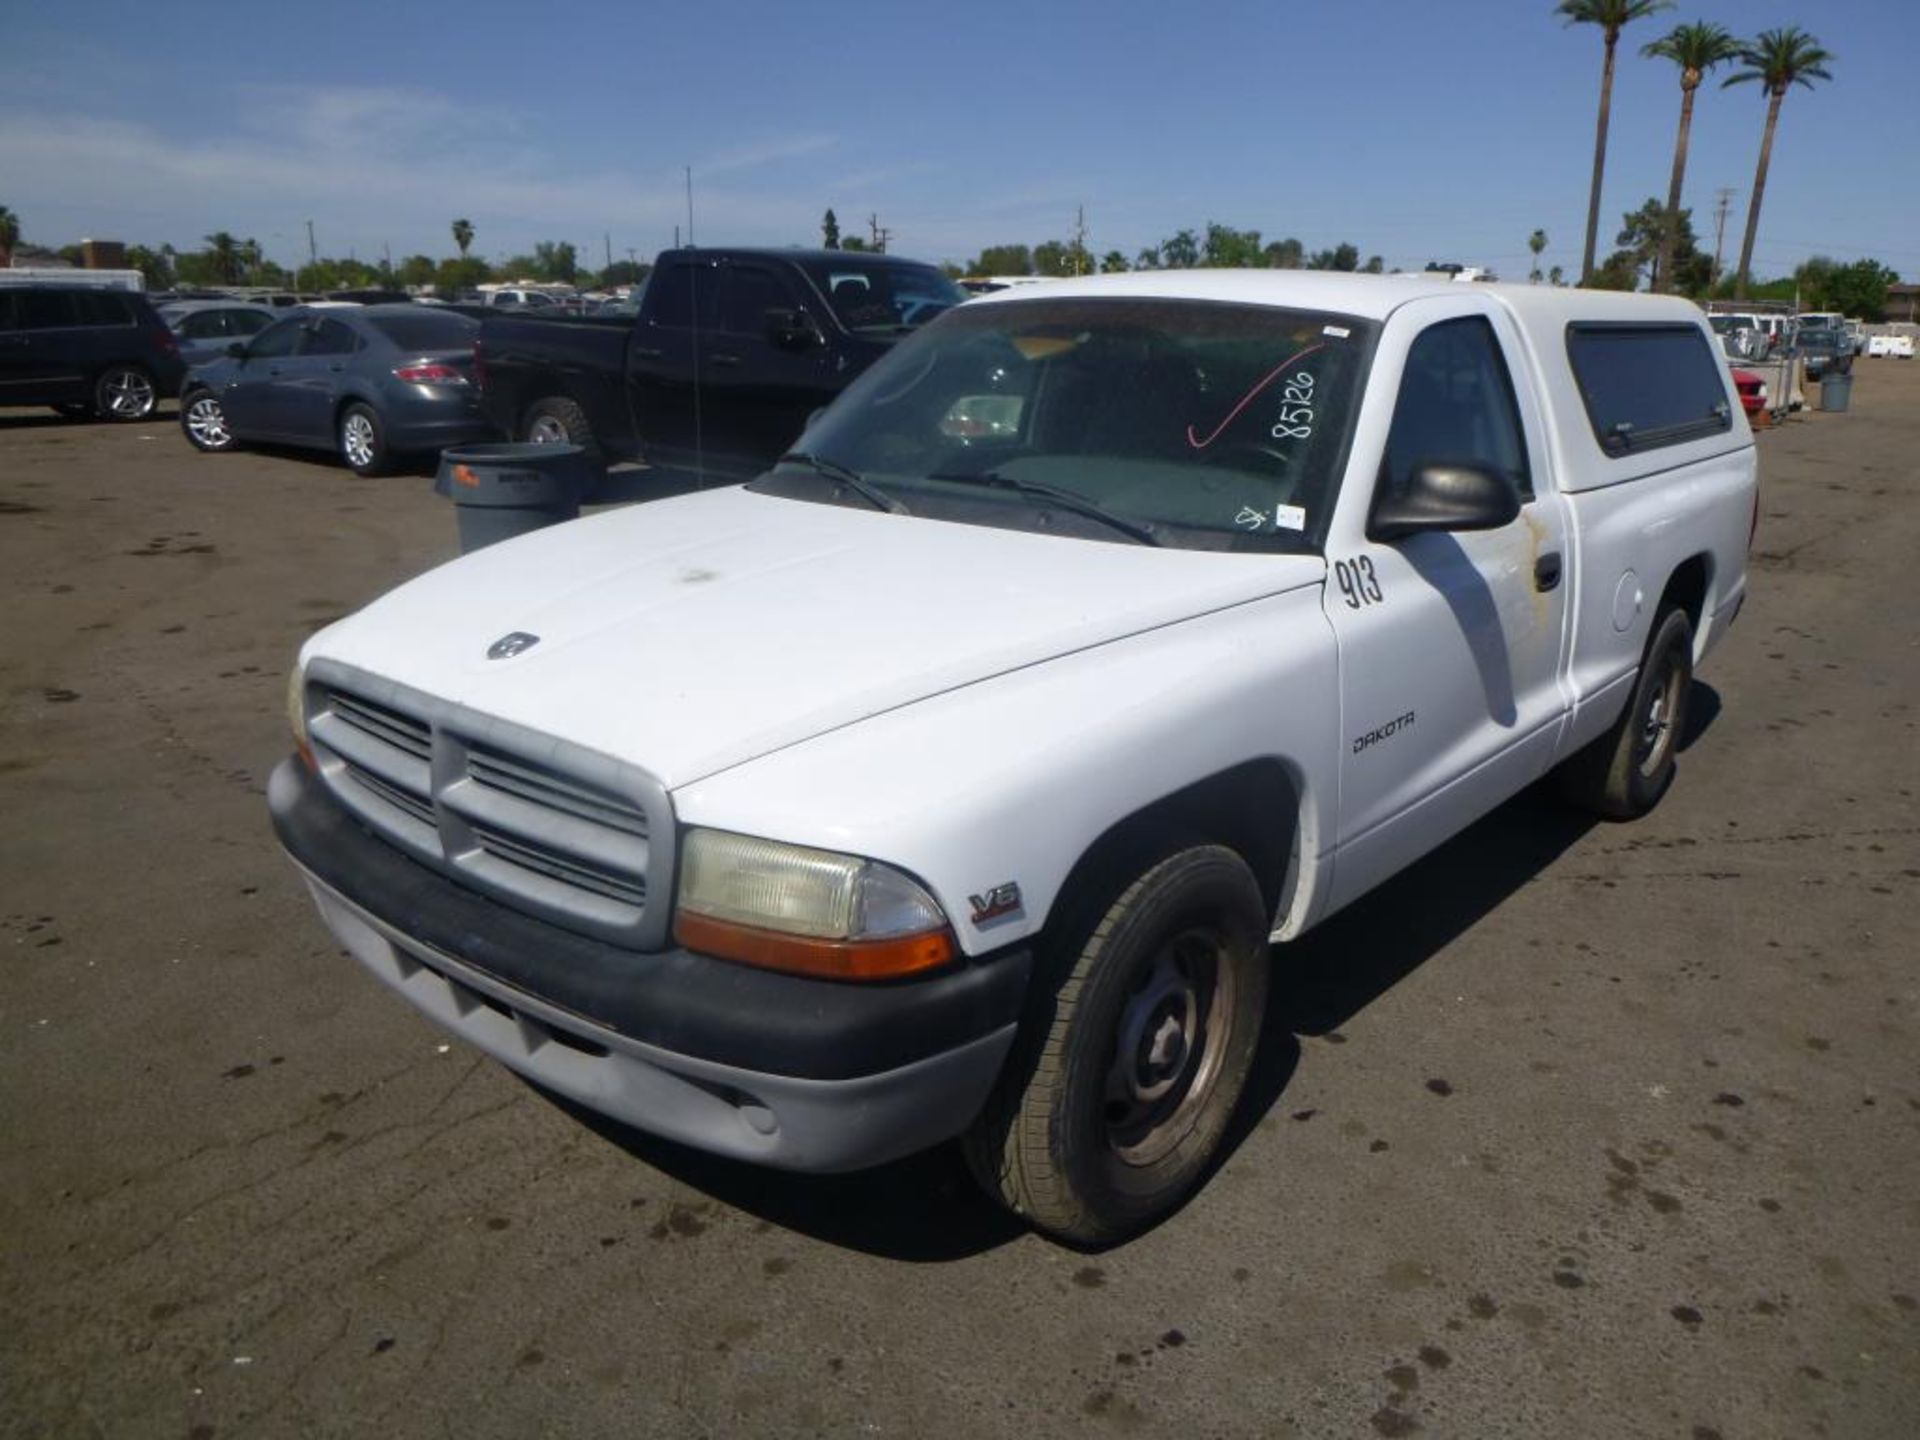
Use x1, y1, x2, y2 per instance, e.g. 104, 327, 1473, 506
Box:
307, 487, 1325, 788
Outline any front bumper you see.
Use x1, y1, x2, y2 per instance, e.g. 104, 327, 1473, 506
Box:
269, 758, 1027, 1171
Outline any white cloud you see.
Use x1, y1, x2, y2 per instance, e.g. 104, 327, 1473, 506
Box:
0, 85, 843, 265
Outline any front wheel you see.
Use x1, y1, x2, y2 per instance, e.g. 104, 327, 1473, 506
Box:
963, 845, 1270, 1245
1557, 606, 1694, 820
180, 392, 238, 452
94, 365, 157, 421
338, 403, 390, 476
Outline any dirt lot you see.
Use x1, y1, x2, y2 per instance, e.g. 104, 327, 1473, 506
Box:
2, 367, 1916, 1440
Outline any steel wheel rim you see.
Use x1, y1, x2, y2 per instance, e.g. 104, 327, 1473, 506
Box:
186, 397, 229, 447
342, 413, 375, 468
104, 369, 154, 418
527, 415, 569, 444
1104, 927, 1234, 1167
1635, 654, 1684, 777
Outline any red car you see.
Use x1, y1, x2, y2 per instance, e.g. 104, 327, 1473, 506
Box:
1730, 366, 1767, 418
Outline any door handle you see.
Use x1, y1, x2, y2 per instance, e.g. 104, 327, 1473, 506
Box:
1534, 552, 1563, 592
708, 353, 741, 368
328, 364, 344, 372
632, 346, 664, 359
267, 367, 283, 376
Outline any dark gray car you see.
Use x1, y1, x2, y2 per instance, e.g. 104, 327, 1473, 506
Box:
157, 301, 277, 369
178, 306, 495, 475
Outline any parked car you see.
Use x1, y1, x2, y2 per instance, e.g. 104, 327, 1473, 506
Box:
273, 274, 1757, 1243
157, 300, 278, 368
1867, 333, 1914, 359
0, 283, 185, 419
476, 247, 967, 477
1794, 326, 1853, 380
177, 305, 495, 474
1728, 365, 1768, 417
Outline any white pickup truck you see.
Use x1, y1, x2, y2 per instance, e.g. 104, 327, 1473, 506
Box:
272, 273, 1756, 1243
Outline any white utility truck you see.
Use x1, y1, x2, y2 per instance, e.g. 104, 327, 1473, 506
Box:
272, 272, 1757, 1243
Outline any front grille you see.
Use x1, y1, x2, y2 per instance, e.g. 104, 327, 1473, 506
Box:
303, 664, 674, 949
468, 746, 647, 837
471, 824, 648, 908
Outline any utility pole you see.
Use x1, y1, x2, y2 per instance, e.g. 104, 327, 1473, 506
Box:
868, 213, 890, 253
1072, 204, 1088, 275
1711, 187, 1735, 293
305, 218, 317, 288
604, 232, 612, 273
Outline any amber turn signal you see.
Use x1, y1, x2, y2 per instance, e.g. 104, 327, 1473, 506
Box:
674, 909, 955, 981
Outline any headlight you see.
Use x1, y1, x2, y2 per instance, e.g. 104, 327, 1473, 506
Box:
673, 829, 955, 981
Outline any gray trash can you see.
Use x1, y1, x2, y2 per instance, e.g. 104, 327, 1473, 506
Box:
1819, 373, 1852, 413
434, 443, 593, 553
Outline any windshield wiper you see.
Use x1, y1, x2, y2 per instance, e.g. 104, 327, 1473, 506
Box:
925, 471, 1163, 547
776, 451, 910, 515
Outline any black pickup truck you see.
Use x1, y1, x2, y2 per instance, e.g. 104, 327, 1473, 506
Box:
476, 247, 967, 478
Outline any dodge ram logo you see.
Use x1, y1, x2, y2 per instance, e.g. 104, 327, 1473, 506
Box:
486, 631, 541, 660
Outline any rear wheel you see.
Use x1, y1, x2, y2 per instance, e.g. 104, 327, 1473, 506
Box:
1557, 606, 1693, 820
339, 403, 390, 476
521, 396, 604, 471
963, 845, 1269, 1245
94, 365, 157, 421
180, 391, 238, 453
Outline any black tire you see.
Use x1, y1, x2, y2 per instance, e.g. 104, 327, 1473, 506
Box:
1556, 606, 1694, 820
180, 391, 238, 453
338, 403, 390, 477
93, 365, 157, 422
521, 396, 605, 471
963, 844, 1270, 1245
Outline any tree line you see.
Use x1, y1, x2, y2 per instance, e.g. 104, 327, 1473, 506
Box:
0, 215, 650, 297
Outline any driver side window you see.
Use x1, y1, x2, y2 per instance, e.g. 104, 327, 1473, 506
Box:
1380, 316, 1532, 502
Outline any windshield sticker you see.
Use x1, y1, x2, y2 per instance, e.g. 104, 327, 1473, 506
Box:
1274, 503, 1307, 531
1322, 325, 1351, 339
1186, 342, 1326, 450
1235, 505, 1268, 531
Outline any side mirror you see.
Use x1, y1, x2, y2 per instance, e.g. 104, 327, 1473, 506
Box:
1368, 464, 1521, 541
225, 341, 249, 359
764, 307, 819, 350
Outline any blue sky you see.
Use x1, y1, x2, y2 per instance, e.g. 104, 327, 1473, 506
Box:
3, 0, 1914, 282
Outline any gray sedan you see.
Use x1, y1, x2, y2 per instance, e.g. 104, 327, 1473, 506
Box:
178, 306, 496, 475
157, 301, 278, 368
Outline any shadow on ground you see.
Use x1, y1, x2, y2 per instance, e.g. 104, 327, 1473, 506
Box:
0, 405, 177, 431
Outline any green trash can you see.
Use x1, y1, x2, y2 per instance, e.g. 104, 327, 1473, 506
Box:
1819, 373, 1852, 413
433, 443, 592, 553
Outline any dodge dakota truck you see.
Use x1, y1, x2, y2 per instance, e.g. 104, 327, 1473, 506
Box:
475, 247, 967, 480
272, 272, 1756, 1243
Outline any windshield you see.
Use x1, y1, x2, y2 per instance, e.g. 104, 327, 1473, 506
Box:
798, 258, 967, 332
756, 296, 1375, 552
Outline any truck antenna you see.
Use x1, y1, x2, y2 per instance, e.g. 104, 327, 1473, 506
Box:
687, 166, 705, 486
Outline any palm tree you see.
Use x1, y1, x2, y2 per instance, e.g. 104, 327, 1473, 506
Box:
1724, 27, 1834, 300
1641, 22, 1743, 292
1528, 228, 1548, 283
0, 204, 18, 268
451, 218, 474, 259
204, 231, 242, 285
1557, 0, 1673, 285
